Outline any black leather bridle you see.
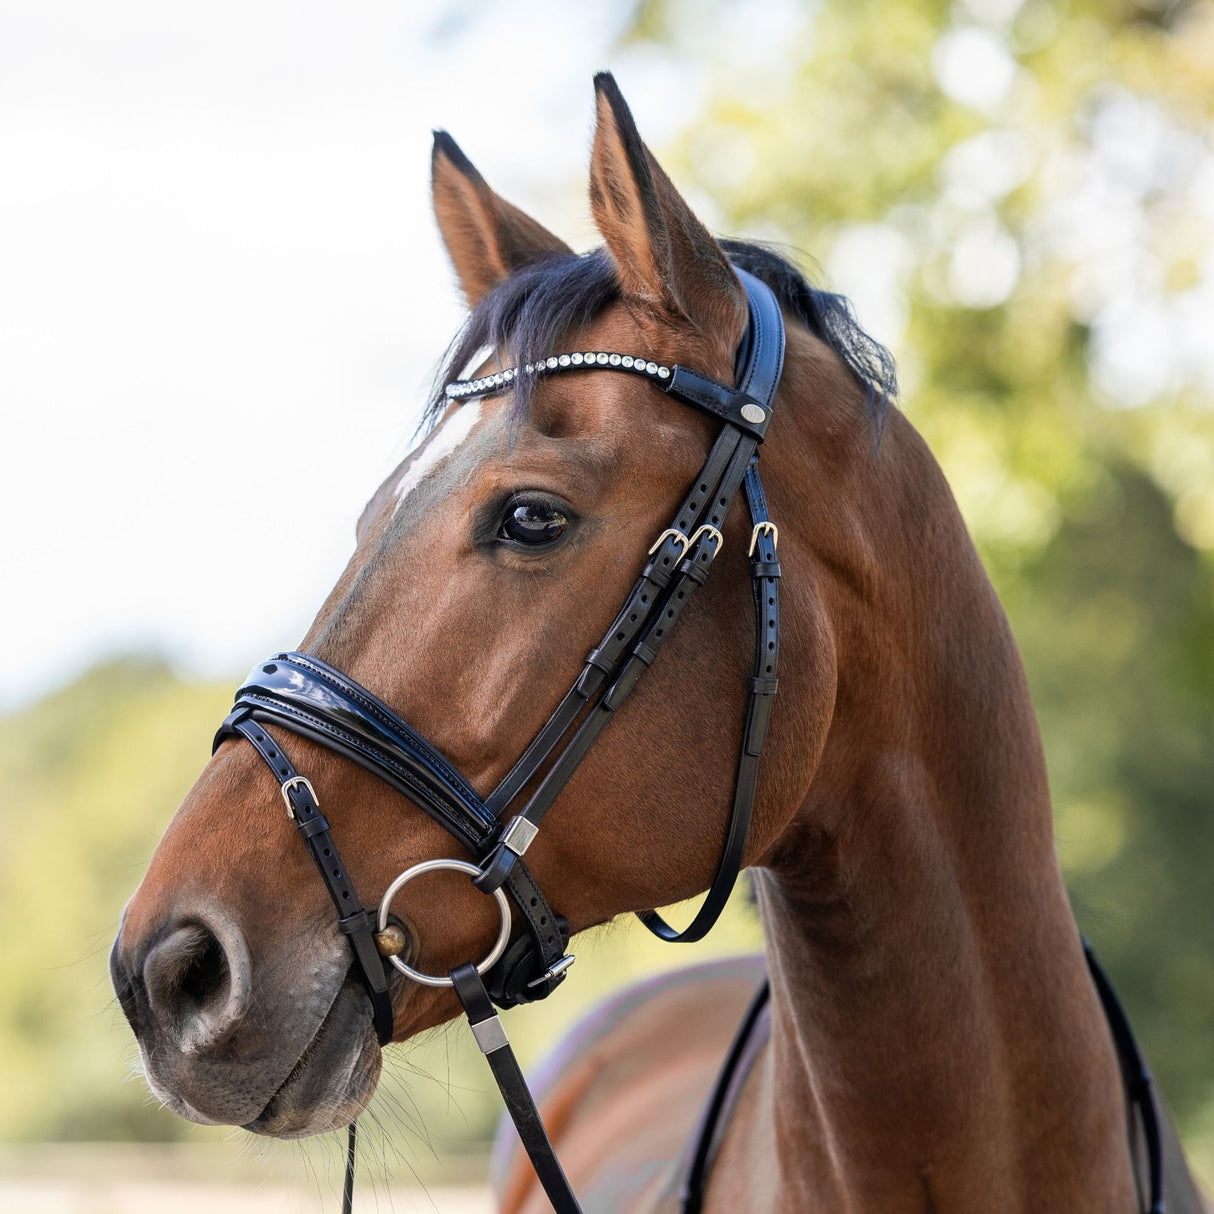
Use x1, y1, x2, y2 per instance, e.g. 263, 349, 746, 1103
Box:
211, 266, 1164, 1214
214, 268, 786, 1213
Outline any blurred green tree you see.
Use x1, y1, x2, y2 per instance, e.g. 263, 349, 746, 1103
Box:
626, 0, 1214, 1146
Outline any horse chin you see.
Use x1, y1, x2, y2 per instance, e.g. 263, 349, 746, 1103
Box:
242, 980, 384, 1139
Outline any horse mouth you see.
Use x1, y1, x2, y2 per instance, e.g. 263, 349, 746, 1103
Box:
243, 977, 384, 1139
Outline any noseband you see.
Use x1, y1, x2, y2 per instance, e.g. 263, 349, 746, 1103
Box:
214, 268, 785, 1212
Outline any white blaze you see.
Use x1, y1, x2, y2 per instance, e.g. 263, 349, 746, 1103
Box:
392, 401, 484, 513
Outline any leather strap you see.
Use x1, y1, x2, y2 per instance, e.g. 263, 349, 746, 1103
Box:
1083, 940, 1165, 1214
636, 270, 785, 944
451, 962, 583, 1214
639, 457, 780, 943
680, 978, 771, 1214
224, 716, 395, 1046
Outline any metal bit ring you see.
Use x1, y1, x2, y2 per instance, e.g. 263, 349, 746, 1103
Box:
376, 859, 512, 988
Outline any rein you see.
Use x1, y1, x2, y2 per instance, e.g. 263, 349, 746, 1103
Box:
211, 266, 1165, 1213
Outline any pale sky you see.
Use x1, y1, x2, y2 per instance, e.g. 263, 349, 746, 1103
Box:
4, 1, 1208, 709
0, 0, 706, 708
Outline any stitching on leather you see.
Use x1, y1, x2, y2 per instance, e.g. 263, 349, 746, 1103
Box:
270, 656, 484, 806
241, 695, 493, 841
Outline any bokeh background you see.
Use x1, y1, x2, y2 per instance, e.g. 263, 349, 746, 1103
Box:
3, 0, 1213, 1209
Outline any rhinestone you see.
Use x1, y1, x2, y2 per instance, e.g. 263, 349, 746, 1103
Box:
657, 366, 670, 379
558, 354, 571, 367
592, 352, 606, 365
570, 352, 583, 365
645, 361, 659, 375
504, 368, 514, 380
584, 352, 595, 363
525, 364, 534, 374
493, 374, 503, 386
608, 353, 622, 366
546, 357, 558, 369
621, 356, 634, 368
635, 356, 647, 369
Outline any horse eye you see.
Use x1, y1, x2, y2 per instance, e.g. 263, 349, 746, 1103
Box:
498, 499, 569, 546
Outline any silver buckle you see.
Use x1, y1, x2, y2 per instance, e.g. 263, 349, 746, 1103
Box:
688, 524, 725, 559
279, 775, 318, 819
748, 521, 779, 556
648, 528, 690, 562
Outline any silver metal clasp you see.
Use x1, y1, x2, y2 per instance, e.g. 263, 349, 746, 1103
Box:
688, 524, 725, 559
526, 954, 577, 988
280, 775, 318, 819
501, 816, 539, 857
748, 521, 779, 556
648, 528, 691, 562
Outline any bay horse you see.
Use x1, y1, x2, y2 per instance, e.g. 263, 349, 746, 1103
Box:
109, 73, 1208, 1213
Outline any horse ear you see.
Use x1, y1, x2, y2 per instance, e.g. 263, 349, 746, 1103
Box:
589, 73, 747, 356
432, 130, 572, 307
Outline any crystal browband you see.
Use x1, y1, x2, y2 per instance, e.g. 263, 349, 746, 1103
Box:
445, 351, 672, 400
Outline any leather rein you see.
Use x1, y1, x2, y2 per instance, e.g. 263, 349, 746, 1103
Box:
211, 267, 1164, 1214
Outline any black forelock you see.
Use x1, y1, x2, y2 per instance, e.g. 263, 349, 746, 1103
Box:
423, 240, 898, 436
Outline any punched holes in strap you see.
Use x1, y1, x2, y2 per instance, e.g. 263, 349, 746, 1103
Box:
228, 720, 394, 1045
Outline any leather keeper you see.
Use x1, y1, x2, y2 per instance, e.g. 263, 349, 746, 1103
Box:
338, 908, 373, 936
640, 560, 673, 589
473, 845, 517, 894
583, 648, 616, 675
747, 676, 779, 695
295, 813, 332, 839
744, 693, 776, 757
677, 559, 711, 584
751, 560, 782, 579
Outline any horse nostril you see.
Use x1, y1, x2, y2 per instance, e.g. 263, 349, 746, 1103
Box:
143, 917, 251, 1053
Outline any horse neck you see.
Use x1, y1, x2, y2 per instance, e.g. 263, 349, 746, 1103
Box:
749, 402, 1138, 1212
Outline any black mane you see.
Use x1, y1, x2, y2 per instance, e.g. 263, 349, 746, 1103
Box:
424, 240, 897, 434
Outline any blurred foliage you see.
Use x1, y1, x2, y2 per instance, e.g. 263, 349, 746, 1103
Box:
628, 0, 1214, 1155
